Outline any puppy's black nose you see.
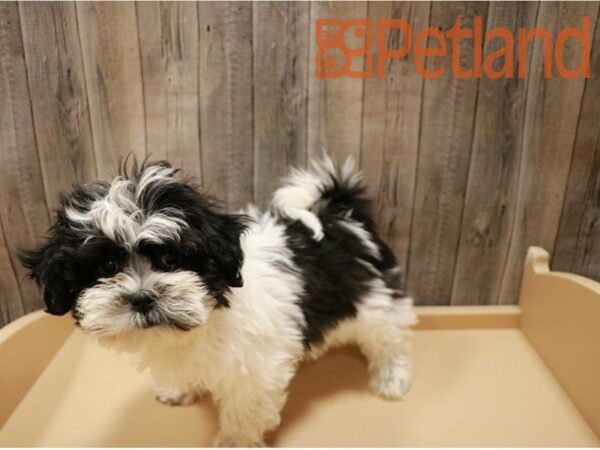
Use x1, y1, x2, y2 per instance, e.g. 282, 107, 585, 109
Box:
130, 292, 155, 314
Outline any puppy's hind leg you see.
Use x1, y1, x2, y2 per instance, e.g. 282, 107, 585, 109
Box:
354, 295, 416, 400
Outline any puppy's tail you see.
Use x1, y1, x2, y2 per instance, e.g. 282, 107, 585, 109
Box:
272, 155, 371, 241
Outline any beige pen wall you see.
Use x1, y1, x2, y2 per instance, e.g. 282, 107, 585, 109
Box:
1, 1, 599, 325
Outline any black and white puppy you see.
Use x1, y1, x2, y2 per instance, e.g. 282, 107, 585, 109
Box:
20, 156, 416, 446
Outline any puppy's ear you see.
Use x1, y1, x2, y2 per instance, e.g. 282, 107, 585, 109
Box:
211, 214, 245, 288
19, 239, 75, 316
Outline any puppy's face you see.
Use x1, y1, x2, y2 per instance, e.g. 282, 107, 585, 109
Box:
20, 161, 245, 339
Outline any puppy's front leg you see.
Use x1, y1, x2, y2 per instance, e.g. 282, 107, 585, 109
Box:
214, 385, 288, 447
153, 381, 198, 406
150, 369, 199, 406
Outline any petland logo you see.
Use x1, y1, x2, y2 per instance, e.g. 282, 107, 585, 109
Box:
316, 17, 592, 79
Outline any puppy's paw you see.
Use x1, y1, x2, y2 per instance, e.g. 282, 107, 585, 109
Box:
155, 390, 197, 406
369, 363, 412, 400
213, 433, 264, 448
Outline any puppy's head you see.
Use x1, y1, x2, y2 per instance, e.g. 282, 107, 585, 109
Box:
19, 160, 245, 339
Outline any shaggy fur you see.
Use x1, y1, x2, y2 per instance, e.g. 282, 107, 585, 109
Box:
20, 157, 417, 446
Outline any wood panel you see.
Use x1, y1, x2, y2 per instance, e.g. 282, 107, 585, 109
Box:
1, 2, 600, 325
407, 2, 488, 305
360, 1, 430, 271
499, 2, 600, 304
199, 2, 254, 210
0, 220, 22, 326
0, 2, 49, 314
76, 2, 146, 179
19, 2, 97, 211
308, 1, 367, 163
253, 2, 309, 208
553, 8, 600, 279
451, 2, 538, 305
136, 2, 202, 181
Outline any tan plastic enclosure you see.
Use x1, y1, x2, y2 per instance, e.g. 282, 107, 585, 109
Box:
0, 247, 599, 447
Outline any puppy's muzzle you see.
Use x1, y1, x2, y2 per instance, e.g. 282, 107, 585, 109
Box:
129, 292, 155, 314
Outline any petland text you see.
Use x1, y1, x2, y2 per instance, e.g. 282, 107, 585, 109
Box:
316, 17, 592, 79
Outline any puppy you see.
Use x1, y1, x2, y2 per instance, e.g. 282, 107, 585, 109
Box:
20, 156, 417, 446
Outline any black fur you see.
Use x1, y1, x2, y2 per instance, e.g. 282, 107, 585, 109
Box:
18, 188, 105, 315
283, 173, 404, 347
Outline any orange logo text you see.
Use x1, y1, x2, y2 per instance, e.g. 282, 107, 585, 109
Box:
316, 16, 592, 79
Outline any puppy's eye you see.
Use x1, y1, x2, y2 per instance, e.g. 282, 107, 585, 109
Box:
159, 250, 177, 268
100, 259, 119, 276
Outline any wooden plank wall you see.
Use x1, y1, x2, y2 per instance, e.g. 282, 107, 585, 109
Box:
1, 1, 599, 326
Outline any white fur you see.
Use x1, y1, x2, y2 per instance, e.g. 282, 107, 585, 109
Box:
271, 156, 363, 241
97, 214, 307, 446
66, 165, 188, 248
78, 259, 211, 336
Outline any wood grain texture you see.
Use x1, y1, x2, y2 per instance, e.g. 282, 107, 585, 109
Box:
0, 219, 22, 326
76, 2, 146, 179
253, 2, 309, 208
19, 2, 97, 211
360, 1, 430, 272
308, 1, 367, 163
451, 2, 538, 305
407, 2, 488, 305
499, 2, 600, 304
199, 2, 254, 210
1, 3, 600, 324
553, 8, 600, 280
136, 2, 202, 181
0, 2, 49, 314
